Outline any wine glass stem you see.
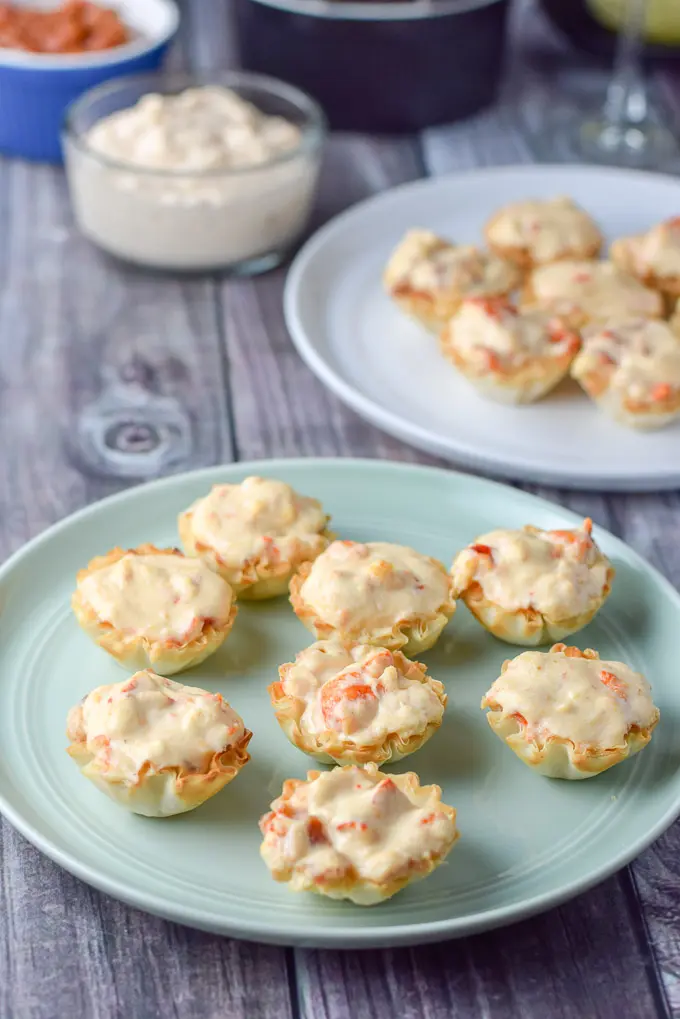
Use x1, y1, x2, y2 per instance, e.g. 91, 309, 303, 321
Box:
603, 0, 649, 128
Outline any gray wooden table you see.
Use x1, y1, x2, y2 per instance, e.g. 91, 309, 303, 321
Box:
2, 3, 680, 1017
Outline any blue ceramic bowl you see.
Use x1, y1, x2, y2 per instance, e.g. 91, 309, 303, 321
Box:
0, 0, 179, 163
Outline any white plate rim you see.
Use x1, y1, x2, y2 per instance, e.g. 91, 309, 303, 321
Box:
2, 457, 680, 946
284, 164, 680, 492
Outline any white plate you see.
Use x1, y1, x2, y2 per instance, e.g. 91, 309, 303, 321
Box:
285, 164, 680, 490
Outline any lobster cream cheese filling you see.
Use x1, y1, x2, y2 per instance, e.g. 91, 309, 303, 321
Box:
572, 318, 680, 407
444, 297, 579, 370
280, 642, 445, 744
67, 669, 246, 781
384, 230, 519, 298
525, 259, 663, 322
486, 196, 601, 264
482, 648, 658, 750
452, 522, 609, 619
77, 551, 233, 644
184, 476, 328, 569
298, 540, 451, 634
260, 763, 458, 900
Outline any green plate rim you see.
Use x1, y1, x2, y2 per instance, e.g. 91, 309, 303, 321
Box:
1, 456, 680, 948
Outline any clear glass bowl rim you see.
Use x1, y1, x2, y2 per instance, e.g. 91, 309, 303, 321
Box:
63, 69, 327, 178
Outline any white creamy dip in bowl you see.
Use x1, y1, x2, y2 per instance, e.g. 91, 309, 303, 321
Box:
63, 70, 326, 273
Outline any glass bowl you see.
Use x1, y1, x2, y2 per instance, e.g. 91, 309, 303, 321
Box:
63, 70, 327, 274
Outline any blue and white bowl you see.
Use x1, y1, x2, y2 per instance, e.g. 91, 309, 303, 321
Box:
0, 0, 179, 162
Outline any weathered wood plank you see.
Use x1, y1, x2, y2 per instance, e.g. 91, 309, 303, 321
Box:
604, 491, 680, 1016
0, 7, 293, 1019
0, 160, 233, 557
0, 850, 292, 1019
297, 876, 662, 1019
220, 134, 437, 464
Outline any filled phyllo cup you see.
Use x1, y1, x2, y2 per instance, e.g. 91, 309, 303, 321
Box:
440, 296, 580, 404
571, 318, 680, 430
451, 519, 614, 646
67, 670, 252, 816
72, 544, 237, 676
179, 475, 332, 599
269, 640, 446, 765
290, 539, 456, 656
611, 216, 680, 308
484, 196, 602, 270
383, 228, 521, 333
259, 763, 459, 904
481, 644, 659, 780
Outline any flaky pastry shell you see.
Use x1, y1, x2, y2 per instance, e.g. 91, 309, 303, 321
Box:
66, 727, 252, 816
451, 526, 614, 646
259, 765, 459, 904
610, 236, 680, 309
481, 645, 659, 780
71, 542, 236, 676
72, 544, 237, 676
179, 509, 333, 600
268, 649, 447, 765
440, 330, 577, 405
389, 283, 469, 334
571, 356, 680, 430
289, 562, 456, 656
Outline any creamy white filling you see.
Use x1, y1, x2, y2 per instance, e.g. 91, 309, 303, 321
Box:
86, 87, 302, 173
67, 670, 245, 780
452, 523, 609, 619
528, 260, 661, 321
574, 318, 680, 404
483, 649, 657, 749
186, 476, 328, 569
487, 196, 600, 262
628, 220, 680, 278
77, 551, 233, 643
299, 540, 451, 634
66, 87, 319, 270
384, 229, 517, 296
262, 765, 456, 885
447, 298, 577, 369
281, 642, 444, 745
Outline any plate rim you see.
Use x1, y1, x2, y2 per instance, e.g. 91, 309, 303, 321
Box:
284, 163, 680, 492
2, 455, 680, 947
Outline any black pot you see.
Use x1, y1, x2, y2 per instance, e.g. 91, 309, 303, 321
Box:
234, 0, 511, 133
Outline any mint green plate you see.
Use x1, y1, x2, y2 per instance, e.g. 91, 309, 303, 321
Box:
1, 458, 679, 948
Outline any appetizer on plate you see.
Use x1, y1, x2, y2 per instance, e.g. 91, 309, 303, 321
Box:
611, 216, 680, 306
451, 520, 614, 645
66, 670, 252, 816
383, 229, 521, 333
571, 318, 680, 430
259, 762, 459, 904
522, 259, 663, 329
485, 196, 602, 269
72, 544, 236, 676
269, 640, 447, 765
481, 644, 659, 779
290, 539, 457, 655
440, 295, 580, 404
179, 476, 332, 600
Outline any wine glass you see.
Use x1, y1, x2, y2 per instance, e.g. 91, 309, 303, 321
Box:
520, 0, 680, 169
